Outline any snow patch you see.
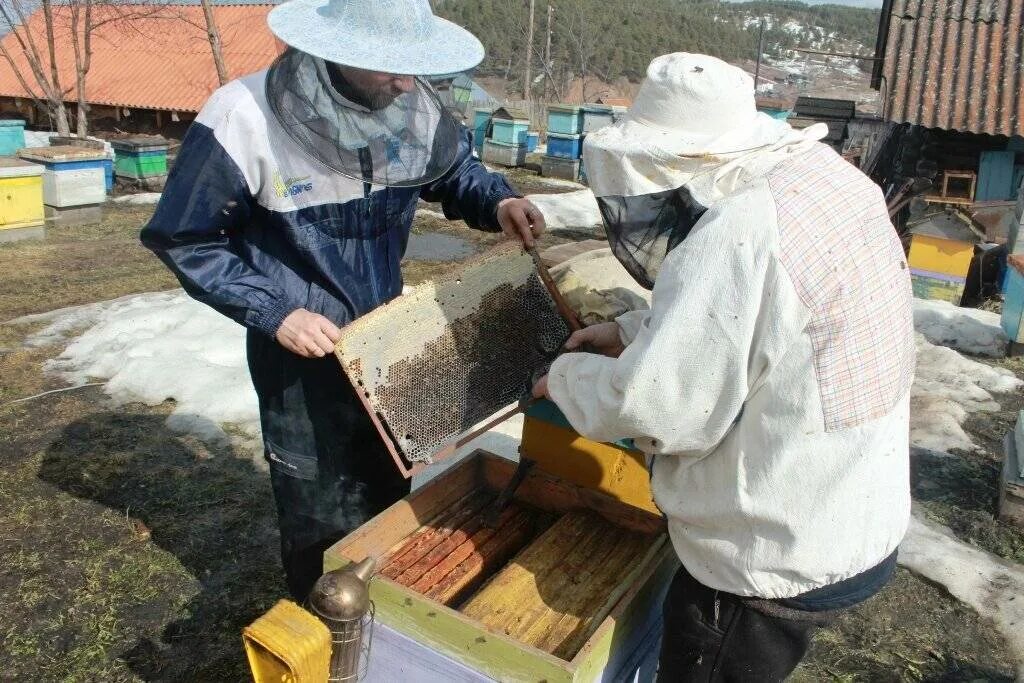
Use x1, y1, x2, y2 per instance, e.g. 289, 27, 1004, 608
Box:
524, 189, 603, 234
111, 192, 162, 205
911, 334, 1022, 452
28, 290, 261, 453
532, 176, 587, 190
415, 207, 449, 222
913, 299, 1008, 357
900, 511, 1024, 678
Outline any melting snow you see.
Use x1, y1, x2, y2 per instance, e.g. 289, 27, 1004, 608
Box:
21, 291, 260, 454
901, 511, 1024, 677
111, 192, 162, 205
913, 298, 1008, 357
910, 299, 1022, 452
525, 189, 604, 234
912, 335, 1021, 452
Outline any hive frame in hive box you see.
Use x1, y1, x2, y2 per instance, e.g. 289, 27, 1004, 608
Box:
324, 450, 677, 683
334, 242, 572, 478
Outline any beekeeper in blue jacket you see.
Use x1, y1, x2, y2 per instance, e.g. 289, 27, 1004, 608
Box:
141, 0, 545, 599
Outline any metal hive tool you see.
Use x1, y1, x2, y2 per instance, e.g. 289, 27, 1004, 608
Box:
335, 242, 572, 477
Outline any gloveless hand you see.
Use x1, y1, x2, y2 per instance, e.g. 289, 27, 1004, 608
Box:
564, 322, 626, 358
276, 308, 342, 358
532, 322, 626, 399
497, 198, 545, 248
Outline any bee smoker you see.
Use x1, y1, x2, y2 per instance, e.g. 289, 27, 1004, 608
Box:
308, 557, 376, 682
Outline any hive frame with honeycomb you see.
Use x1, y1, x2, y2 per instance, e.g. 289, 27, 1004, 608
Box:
335, 242, 572, 477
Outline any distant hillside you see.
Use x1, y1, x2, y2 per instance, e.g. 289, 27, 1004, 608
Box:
434, 0, 880, 97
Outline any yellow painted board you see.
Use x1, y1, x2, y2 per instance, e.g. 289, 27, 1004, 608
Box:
907, 234, 973, 279
522, 417, 659, 515
0, 175, 44, 229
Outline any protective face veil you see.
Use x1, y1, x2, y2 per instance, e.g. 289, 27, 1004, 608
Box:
583, 52, 827, 289
266, 48, 462, 188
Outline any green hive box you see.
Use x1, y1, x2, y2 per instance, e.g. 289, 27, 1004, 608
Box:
111, 137, 169, 180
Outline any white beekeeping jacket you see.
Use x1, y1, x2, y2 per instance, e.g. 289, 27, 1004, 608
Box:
547, 139, 915, 599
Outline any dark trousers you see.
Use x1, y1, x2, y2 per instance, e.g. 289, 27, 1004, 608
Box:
657, 567, 833, 682
247, 332, 411, 601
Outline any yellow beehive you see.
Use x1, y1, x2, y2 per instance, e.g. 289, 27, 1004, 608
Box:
521, 399, 658, 515
907, 233, 974, 278
906, 210, 980, 277
0, 158, 45, 231
906, 210, 980, 305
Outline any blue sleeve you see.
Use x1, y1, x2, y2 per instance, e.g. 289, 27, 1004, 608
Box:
419, 124, 520, 231
140, 122, 298, 337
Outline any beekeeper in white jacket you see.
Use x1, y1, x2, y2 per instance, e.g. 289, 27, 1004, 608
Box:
533, 53, 915, 681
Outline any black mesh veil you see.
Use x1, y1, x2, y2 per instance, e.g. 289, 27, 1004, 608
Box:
596, 185, 708, 290
266, 48, 462, 187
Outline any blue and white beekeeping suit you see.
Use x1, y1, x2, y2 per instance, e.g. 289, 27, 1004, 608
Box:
141, 0, 520, 600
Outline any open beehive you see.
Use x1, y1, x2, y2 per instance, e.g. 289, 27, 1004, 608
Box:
325, 451, 675, 682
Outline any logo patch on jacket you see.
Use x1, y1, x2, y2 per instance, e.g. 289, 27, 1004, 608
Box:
273, 171, 313, 198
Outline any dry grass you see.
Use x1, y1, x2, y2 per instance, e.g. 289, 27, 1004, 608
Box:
0, 204, 177, 323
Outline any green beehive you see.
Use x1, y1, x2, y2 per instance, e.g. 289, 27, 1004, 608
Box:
111, 136, 169, 180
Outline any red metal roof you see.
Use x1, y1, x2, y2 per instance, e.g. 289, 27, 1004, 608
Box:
0, 4, 284, 113
874, 0, 1024, 137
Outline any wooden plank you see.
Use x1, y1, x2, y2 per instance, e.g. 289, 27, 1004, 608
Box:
397, 500, 507, 588
367, 575, 574, 683
425, 507, 536, 606
408, 504, 521, 594
546, 532, 657, 660
511, 519, 617, 651
480, 452, 664, 535
461, 510, 660, 660
382, 491, 491, 579
379, 490, 478, 573
572, 542, 677, 682
323, 453, 481, 569
461, 510, 595, 629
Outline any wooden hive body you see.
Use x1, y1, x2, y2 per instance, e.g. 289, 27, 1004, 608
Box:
324, 451, 676, 682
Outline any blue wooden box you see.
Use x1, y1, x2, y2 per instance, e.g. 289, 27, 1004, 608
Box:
548, 133, 584, 159
491, 118, 530, 146
548, 106, 583, 135
526, 131, 540, 153
0, 119, 26, 156
1002, 257, 1024, 344
472, 109, 492, 152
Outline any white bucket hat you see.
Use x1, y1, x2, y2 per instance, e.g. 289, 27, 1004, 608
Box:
584, 53, 826, 200
267, 0, 485, 76
584, 53, 828, 288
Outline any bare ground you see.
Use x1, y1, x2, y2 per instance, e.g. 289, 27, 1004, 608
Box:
0, 194, 1021, 681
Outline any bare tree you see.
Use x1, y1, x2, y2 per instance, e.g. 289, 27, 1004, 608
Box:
561, 0, 599, 103
200, 0, 229, 86
0, 0, 72, 134
0, 0, 176, 137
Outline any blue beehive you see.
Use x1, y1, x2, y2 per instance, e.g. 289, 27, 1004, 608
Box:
102, 157, 113, 192
472, 108, 492, 152
547, 133, 584, 159
525, 131, 540, 153
0, 119, 26, 156
490, 107, 530, 146
1003, 256, 1024, 345
547, 105, 583, 135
